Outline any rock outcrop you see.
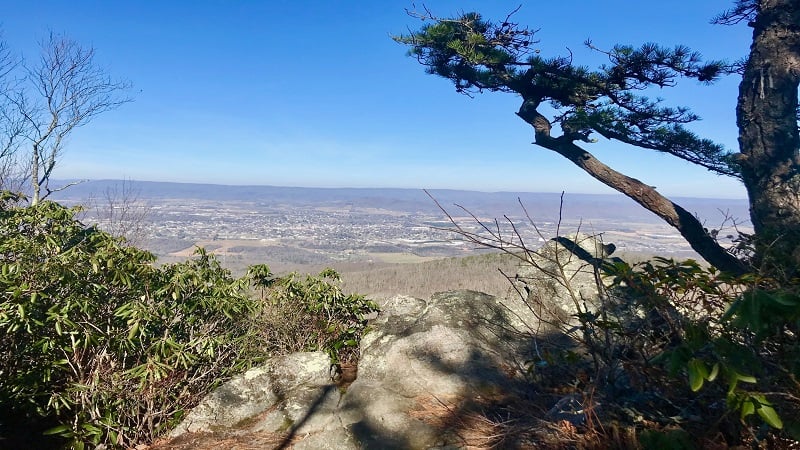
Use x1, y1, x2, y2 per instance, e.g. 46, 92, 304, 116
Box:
148, 234, 644, 450
513, 233, 619, 325
163, 289, 542, 449
169, 351, 335, 437
159, 236, 619, 449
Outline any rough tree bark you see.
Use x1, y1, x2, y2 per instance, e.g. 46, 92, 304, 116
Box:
736, 0, 800, 271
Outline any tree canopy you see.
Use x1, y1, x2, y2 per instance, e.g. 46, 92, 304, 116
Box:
395, 0, 800, 277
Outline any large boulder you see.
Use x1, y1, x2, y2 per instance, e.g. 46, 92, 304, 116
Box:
164, 289, 542, 449
512, 233, 619, 326
169, 351, 334, 436
338, 290, 539, 448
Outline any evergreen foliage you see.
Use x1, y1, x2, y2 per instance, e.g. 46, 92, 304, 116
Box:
0, 193, 376, 448
395, 12, 738, 176
398, 7, 800, 439
251, 266, 379, 364
395, 1, 800, 276
601, 257, 800, 434
429, 196, 799, 444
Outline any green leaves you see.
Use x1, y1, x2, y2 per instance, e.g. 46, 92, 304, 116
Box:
258, 269, 379, 364
687, 358, 718, 392
0, 195, 269, 448
729, 391, 783, 429
603, 255, 796, 433
394, 11, 532, 94
723, 287, 800, 339
755, 400, 783, 429
43, 424, 72, 435
0, 194, 378, 447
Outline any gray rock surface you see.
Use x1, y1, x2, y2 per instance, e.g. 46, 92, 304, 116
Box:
168, 289, 543, 449
513, 233, 618, 325
169, 351, 333, 436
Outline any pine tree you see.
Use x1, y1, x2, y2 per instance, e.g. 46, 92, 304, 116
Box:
395, 0, 799, 276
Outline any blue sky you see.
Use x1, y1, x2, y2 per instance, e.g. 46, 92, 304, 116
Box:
2, 1, 751, 198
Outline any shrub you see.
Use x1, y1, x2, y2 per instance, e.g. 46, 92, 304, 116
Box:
0, 193, 377, 448
613, 260, 798, 415
249, 265, 379, 364
428, 195, 799, 446
0, 192, 267, 448
507, 239, 800, 445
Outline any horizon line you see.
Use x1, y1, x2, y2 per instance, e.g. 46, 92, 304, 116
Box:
50, 178, 750, 201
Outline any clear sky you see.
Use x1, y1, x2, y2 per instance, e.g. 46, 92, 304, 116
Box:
2, 1, 752, 198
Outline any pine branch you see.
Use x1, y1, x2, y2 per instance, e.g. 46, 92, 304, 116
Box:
712, 0, 759, 25
394, 10, 740, 178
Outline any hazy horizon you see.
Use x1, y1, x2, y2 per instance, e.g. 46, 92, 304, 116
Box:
51, 178, 750, 201
5, 1, 750, 198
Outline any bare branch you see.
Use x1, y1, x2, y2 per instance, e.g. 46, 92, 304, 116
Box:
44, 178, 87, 197
86, 179, 151, 246
14, 31, 133, 204
0, 35, 28, 192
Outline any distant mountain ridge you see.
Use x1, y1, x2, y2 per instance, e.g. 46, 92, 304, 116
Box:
51, 179, 750, 225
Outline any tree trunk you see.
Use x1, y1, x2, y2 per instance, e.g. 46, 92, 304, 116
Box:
31, 144, 40, 206
737, 0, 800, 274
517, 102, 747, 275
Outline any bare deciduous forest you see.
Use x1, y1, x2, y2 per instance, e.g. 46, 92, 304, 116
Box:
330, 250, 655, 300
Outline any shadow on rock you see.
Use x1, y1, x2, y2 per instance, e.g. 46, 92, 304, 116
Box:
156, 288, 581, 449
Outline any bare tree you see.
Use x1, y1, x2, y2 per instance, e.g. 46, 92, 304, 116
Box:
6, 32, 132, 205
87, 179, 151, 246
0, 36, 27, 192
